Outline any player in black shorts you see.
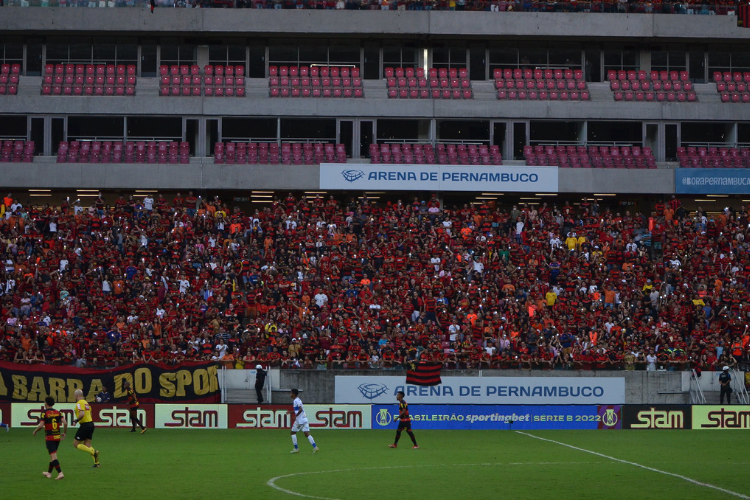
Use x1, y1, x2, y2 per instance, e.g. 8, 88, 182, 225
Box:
33, 396, 67, 480
388, 391, 418, 449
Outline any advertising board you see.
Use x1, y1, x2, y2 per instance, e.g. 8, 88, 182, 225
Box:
371, 405, 621, 430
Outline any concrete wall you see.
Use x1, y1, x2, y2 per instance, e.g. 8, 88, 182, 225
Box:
1, 9, 748, 41
0, 162, 676, 192
273, 369, 690, 405
3, 83, 748, 122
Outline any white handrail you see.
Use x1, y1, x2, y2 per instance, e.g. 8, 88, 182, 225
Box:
690, 369, 706, 405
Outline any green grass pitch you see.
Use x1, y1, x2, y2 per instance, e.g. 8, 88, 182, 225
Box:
2, 428, 748, 500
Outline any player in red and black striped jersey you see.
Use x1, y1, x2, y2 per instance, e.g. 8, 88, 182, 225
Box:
388, 391, 418, 449
124, 380, 147, 434
33, 396, 67, 480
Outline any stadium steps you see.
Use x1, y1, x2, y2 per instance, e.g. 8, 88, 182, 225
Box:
470, 80, 497, 100
587, 82, 614, 101
16, 76, 41, 97
247, 77, 271, 98
225, 389, 261, 404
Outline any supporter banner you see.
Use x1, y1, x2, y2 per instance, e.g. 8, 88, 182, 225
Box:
320, 164, 558, 192
0, 361, 221, 404
11, 402, 154, 428
371, 404, 621, 430
0, 403, 9, 427
335, 376, 625, 405
227, 404, 371, 429
675, 168, 750, 194
692, 406, 750, 429
622, 405, 692, 430
155, 404, 227, 429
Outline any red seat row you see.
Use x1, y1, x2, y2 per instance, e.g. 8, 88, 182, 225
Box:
42, 85, 135, 97
614, 91, 697, 102
678, 146, 750, 168
0, 140, 34, 163
497, 79, 588, 91
270, 77, 362, 88
389, 77, 471, 89
269, 87, 363, 98
389, 88, 473, 99
45, 64, 135, 77
369, 143, 502, 165
607, 70, 689, 82
720, 92, 750, 103
270, 66, 358, 78
493, 68, 584, 81
524, 145, 656, 169
57, 141, 190, 164
0, 83, 18, 95
713, 72, 750, 84
610, 80, 692, 91
386, 67, 468, 79
214, 142, 347, 165
498, 90, 589, 101
159, 65, 245, 98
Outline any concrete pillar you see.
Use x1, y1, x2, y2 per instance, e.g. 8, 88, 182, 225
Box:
639, 50, 651, 73
197, 45, 209, 70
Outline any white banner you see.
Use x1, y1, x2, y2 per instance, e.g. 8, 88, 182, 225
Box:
335, 376, 625, 405
320, 164, 558, 192
307, 404, 371, 429
155, 404, 227, 429
12, 402, 77, 428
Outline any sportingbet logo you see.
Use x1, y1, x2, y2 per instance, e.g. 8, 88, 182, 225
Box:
97, 407, 147, 428
155, 404, 227, 429
357, 383, 388, 400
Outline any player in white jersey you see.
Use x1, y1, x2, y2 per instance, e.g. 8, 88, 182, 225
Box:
290, 389, 319, 454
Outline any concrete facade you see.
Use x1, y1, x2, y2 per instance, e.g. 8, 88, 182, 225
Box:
0, 162, 675, 193
272, 369, 690, 405
1, 10, 748, 41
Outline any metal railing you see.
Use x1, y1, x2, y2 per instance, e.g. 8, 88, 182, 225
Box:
731, 368, 748, 405
689, 369, 706, 405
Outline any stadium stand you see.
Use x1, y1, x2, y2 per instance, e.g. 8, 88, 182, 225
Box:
714, 71, 750, 103
159, 65, 246, 97
41, 64, 137, 97
524, 145, 656, 168
607, 70, 697, 102
214, 141, 347, 164
0, 140, 34, 162
369, 143, 502, 165
676, 146, 750, 168
495, 68, 589, 101
268, 66, 363, 98
0, 64, 19, 96
0, 191, 744, 372
56, 141, 190, 164
386, 67, 472, 99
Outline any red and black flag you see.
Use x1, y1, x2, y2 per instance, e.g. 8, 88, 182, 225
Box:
406, 362, 442, 386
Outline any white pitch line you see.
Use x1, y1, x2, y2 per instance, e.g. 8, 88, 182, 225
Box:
267, 462, 597, 499
516, 431, 750, 500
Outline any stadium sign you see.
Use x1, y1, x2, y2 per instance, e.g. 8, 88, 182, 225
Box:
371, 404, 621, 430
320, 164, 558, 192
227, 404, 372, 429
335, 376, 625, 405
0, 403, 8, 428
0, 360, 221, 404
622, 405, 691, 430
675, 168, 750, 194
155, 404, 228, 429
692, 406, 750, 429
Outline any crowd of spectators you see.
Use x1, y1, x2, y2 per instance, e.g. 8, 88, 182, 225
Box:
0, 0, 740, 14
0, 190, 748, 374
